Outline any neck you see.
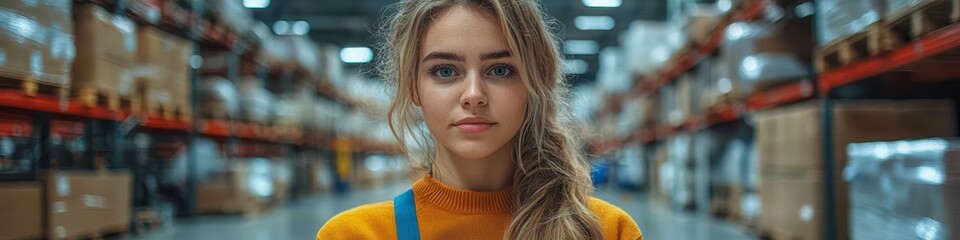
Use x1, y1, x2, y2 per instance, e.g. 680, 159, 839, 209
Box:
432, 142, 515, 192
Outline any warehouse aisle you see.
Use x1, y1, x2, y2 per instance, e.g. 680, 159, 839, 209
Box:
135, 183, 755, 240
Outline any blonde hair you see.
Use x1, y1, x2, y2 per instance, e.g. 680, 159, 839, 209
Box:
379, 0, 603, 239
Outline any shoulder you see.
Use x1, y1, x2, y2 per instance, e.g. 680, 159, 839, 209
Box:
588, 197, 643, 240
316, 201, 396, 240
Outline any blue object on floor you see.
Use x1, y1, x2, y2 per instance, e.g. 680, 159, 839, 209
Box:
591, 161, 609, 187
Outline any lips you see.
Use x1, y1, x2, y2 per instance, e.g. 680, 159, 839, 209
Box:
453, 116, 496, 133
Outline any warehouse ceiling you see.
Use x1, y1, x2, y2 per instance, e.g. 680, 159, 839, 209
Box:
252, 0, 670, 85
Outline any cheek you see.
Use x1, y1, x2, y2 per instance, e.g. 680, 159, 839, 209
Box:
417, 79, 450, 126
498, 84, 529, 125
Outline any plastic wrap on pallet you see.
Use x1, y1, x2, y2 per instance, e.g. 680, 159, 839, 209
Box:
168, 138, 225, 184
617, 144, 647, 189
719, 22, 766, 94
0, 135, 35, 176
240, 158, 275, 199
239, 87, 276, 124
667, 134, 695, 208
885, 0, 927, 19
207, 0, 253, 35
659, 84, 684, 125
0, 5, 74, 85
683, 3, 725, 44
616, 99, 645, 138
318, 44, 345, 87
621, 20, 686, 77
739, 53, 810, 83
312, 99, 336, 132
275, 88, 315, 129
845, 138, 960, 240
712, 139, 747, 186
237, 76, 277, 124
596, 46, 632, 94
740, 191, 760, 223
815, 0, 881, 46
200, 77, 241, 118
0, 8, 48, 76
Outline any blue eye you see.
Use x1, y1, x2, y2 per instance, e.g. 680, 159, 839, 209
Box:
489, 66, 513, 77
431, 66, 457, 78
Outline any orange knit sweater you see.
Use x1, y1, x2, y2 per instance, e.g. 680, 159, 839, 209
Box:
316, 175, 643, 239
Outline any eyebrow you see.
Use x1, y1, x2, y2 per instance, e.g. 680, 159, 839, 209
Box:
480, 50, 511, 61
421, 50, 512, 62
422, 52, 465, 62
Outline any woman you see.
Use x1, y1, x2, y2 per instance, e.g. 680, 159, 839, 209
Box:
317, 0, 642, 239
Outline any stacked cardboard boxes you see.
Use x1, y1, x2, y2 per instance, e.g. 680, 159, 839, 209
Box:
136, 26, 191, 119
755, 100, 956, 239
41, 170, 131, 239
197, 159, 278, 215
0, 1, 74, 87
72, 4, 135, 107
0, 182, 43, 240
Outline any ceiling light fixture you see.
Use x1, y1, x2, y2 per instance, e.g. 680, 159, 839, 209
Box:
243, 0, 270, 8
582, 0, 621, 8
564, 40, 599, 55
575, 16, 615, 30
341, 47, 374, 64
273, 20, 289, 35
292, 21, 310, 35
563, 59, 589, 74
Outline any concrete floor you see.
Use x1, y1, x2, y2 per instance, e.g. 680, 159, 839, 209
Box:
135, 182, 757, 240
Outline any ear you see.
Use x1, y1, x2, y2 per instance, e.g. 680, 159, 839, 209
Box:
412, 84, 422, 107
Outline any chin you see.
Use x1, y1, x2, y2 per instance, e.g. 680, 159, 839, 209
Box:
446, 139, 506, 160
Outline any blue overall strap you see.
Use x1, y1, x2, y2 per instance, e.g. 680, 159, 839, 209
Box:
394, 189, 421, 240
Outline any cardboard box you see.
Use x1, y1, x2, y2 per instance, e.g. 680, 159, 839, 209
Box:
168, 36, 191, 109
137, 27, 192, 112
197, 160, 275, 214
0, 2, 73, 86
42, 170, 131, 239
758, 171, 822, 239
755, 99, 957, 240
0, 0, 72, 29
0, 182, 43, 240
197, 178, 255, 214
72, 4, 135, 97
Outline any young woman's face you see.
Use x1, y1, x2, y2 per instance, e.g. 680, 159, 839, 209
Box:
415, 5, 528, 160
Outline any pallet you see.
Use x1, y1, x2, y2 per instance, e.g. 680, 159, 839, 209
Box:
758, 227, 799, 240
50, 224, 128, 240
72, 86, 139, 112
880, 0, 960, 50
817, 0, 960, 72
148, 102, 191, 121
133, 208, 166, 235
200, 100, 231, 121
0, 75, 69, 99
815, 25, 883, 72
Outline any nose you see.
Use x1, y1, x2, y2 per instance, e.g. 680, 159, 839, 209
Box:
460, 71, 488, 109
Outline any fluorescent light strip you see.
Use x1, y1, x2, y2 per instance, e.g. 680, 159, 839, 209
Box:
341, 47, 374, 64
575, 16, 615, 30
273, 21, 289, 35
564, 59, 589, 74
564, 40, 599, 55
582, 0, 621, 8
244, 0, 270, 8
292, 21, 310, 35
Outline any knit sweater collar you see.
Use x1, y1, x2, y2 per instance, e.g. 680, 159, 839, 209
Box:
413, 175, 514, 214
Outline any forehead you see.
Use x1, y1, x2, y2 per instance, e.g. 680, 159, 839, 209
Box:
420, 5, 510, 59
